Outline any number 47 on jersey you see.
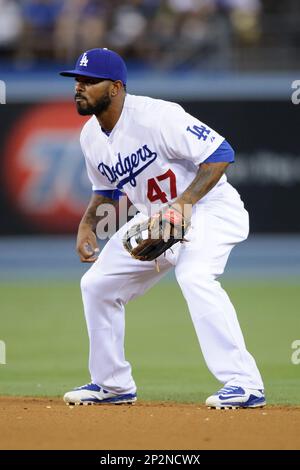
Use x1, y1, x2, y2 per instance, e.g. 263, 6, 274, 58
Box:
147, 169, 177, 203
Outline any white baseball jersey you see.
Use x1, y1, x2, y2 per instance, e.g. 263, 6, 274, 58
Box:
80, 94, 229, 214
76, 93, 264, 395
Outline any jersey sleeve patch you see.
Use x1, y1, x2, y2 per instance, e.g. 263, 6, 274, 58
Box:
93, 189, 123, 200
203, 140, 235, 164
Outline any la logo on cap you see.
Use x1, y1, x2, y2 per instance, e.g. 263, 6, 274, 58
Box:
79, 52, 89, 67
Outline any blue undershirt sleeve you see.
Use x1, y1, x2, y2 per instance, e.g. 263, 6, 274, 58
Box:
93, 189, 123, 200
203, 140, 235, 164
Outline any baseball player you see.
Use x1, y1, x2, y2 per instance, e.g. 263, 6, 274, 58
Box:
60, 48, 265, 409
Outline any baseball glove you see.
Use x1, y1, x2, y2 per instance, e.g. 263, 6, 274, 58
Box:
123, 206, 190, 262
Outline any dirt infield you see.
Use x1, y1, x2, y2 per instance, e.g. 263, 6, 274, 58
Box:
0, 397, 299, 450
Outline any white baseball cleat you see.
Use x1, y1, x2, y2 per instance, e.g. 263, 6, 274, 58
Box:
63, 383, 137, 405
206, 385, 266, 409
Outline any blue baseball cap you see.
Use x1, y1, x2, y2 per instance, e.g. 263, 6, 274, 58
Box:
60, 48, 127, 85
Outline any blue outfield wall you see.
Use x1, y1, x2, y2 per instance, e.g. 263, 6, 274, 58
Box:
1, 70, 298, 102
0, 235, 299, 281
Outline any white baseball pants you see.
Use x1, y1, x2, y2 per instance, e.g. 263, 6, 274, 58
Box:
80, 184, 264, 394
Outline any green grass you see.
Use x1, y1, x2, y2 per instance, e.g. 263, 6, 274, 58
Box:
0, 279, 299, 405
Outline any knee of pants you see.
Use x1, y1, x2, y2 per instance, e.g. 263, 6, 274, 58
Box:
80, 269, 119, 328
176, 266, 216, 294
80, 268, 113, 301
177, 275, 221, 312
80, 268, 131, 310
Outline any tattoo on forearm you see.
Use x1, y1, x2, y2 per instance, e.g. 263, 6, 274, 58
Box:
81, 195, 117, 229
179, 162, 229, 206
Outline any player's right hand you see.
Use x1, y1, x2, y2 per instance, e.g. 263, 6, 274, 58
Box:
76, 225, 99, 262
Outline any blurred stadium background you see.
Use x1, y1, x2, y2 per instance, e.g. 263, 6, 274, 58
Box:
0, 0, 299, 404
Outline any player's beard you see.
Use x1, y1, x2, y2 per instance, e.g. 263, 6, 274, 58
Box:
75, 92, 111, 116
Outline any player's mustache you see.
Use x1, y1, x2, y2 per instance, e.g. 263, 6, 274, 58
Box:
74, 93, 86, 101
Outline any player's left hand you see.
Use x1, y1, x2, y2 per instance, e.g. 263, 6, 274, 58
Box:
123, 204, 190, 262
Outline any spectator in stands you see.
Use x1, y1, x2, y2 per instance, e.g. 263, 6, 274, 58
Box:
143, 0, 230, 70
0, 0, 296, 72
17, 0, 64, 61
0, 0, 22, 57
54, 0, 109, 63
217, 0, 261, 44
